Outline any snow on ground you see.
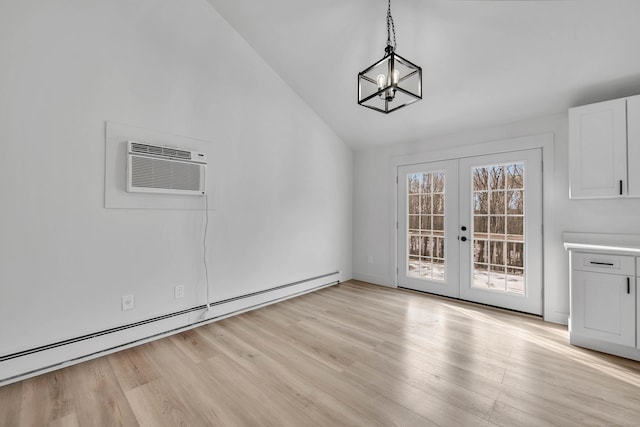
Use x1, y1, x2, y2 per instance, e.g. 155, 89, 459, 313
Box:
407, 261, 524, 295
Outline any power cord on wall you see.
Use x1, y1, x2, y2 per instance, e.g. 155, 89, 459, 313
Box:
200, 194, 211, 320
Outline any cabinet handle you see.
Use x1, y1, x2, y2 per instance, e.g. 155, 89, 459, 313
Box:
620, 180, 623, 195
628, 277, 631, 294
589, 261, 614, 266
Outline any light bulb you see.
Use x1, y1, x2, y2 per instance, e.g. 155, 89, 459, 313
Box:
377, 74, 386, 90
392, 69, 400, 85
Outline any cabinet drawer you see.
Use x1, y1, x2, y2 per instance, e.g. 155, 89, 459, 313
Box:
572, 252, 635, 275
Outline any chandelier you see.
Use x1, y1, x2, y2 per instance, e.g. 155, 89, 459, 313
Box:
357, 0, 422, 114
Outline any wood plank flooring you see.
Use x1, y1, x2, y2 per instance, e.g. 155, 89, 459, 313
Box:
2, 280, 640, 426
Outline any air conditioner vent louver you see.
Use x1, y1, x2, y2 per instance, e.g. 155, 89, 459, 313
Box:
130, 142, 192, 160
130, 156, 201, 191
126, 141, 207, 196
148, 145, 163, 155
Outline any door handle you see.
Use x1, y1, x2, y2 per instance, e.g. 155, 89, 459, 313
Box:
459, 225, 468, 242
628, 277, 631, 294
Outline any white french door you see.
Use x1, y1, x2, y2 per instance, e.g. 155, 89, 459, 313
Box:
397, 149, 543, 315
397, 160, 460, 298
458, 150, 543, 314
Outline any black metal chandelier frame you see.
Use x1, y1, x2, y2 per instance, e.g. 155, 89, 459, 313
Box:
357, 0, 422, 114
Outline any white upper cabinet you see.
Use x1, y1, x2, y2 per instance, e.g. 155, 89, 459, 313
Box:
569, 98, 627, 199
627, 95, 640, 196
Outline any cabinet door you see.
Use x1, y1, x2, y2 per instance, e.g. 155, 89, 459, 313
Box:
627, 95, 640, 196
571, 270, 635, 347
569, 98, 627, 198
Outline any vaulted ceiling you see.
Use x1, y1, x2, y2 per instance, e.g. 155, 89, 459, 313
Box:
206, 0, 640, 150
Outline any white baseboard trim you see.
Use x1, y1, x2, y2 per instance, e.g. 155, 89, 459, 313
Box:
543, 311, 569, 325
352, 273, 395, 288
0, 272, 340, 386
570, 334, 640, 362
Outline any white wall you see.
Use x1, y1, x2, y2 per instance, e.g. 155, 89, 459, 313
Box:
0, 0, 352, 362
353, 111, 640, 324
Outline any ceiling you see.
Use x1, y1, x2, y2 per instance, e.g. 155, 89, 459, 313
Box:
206, 0, 640, 150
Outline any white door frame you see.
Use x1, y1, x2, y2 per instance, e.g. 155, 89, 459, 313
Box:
390, 133, 554, 318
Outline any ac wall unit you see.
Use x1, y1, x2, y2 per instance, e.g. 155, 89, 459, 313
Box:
126, 141, 207, 196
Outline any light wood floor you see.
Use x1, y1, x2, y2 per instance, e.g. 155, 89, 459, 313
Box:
2, 280, 640, 426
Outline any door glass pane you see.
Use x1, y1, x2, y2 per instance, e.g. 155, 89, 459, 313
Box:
471, 162, 525, 295
406, 171, 445, 281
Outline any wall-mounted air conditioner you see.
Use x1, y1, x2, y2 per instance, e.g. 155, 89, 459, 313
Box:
126, 141, 207, 196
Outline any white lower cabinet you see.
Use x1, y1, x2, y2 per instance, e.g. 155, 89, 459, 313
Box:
571, 270, 635, 347
567, 250, 639, 360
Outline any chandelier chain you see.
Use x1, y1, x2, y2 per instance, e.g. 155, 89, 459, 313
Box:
357, 0, 422, 113
386, 0, 397, 50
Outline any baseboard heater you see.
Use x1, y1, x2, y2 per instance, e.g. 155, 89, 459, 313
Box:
0, 271, 340, 386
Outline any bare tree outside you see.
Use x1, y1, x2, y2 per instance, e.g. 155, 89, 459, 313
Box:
407, 171, 445, 281
406, 162, 525, 294
472, 163, 525, 294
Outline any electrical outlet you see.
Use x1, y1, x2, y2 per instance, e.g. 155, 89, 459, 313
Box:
122, 294, 135, 311
174, 285, 185, 299
367, 255, 374, 264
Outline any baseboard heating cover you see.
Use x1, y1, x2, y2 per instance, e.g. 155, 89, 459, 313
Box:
0, 271, 340, 386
